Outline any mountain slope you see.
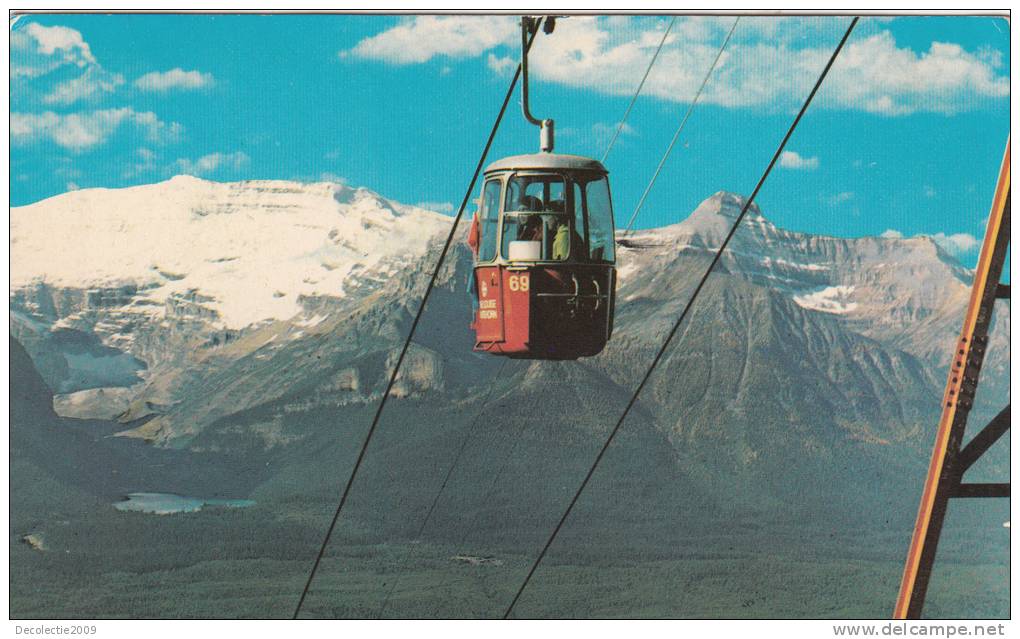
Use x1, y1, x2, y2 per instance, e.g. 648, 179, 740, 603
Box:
9, 336, 263, 506
9, 180, 1009, 619
9, 181, 1009, 526
618, 191, 1008, 367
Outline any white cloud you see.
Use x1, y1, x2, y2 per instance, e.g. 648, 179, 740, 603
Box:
779, 150, 819, 170
13, 22, 127, 107
12, 23, 98, 85
416, 201, 455, 214
24, 23, 95, 61
486, 52, 516, 75
928, 232, 979, 256
530, 18, 1009, 116
13, 23, 210, 110
593, 121, 635, 137
344, 16, 517, 64
826, 191, 854, 205
123, 147, 159, 178
879, 228, 978, 256
43, 66, 125, 105
319, 172, 347, 184
11, 108, 182, 151
826, 32, 1009, 115
526, 16, 795, 106
348, 16, 1008, 116
588, 121, 636, 149
175, 151, 249, 176
16, 23, 96, 74
135, 68, 215, 92
11, 112, 56, 138
923, 185, 937, 198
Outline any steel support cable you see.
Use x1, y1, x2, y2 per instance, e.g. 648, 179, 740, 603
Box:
502, 17, 859, 620
601, 16, 677, 163
292, 20, 544, 620
622, 16, 740, 237
375, 359, 511, 618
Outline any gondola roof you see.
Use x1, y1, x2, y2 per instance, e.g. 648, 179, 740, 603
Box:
484, 153, 608, 175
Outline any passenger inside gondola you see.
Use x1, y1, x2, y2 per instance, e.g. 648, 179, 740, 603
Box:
519, 214, 543, 241
504, 175, 572, 261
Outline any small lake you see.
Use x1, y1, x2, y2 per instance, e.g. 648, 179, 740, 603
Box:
114, 492, 255, 515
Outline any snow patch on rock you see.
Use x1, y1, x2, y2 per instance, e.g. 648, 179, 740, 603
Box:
793, 285, 859, 314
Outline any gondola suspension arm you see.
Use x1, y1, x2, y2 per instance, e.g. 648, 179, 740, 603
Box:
521, 16, 556, 152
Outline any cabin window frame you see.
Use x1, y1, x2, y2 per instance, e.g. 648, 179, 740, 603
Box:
579, 173, 616, 264
498, 170, 582, 263
475, 176, 504, 264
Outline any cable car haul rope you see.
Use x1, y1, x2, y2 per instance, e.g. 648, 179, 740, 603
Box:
295, 14, 859, 619
623, 16, 740, 237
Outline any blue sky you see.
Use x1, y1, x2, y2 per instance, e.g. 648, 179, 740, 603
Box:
10, 14, 1010, 269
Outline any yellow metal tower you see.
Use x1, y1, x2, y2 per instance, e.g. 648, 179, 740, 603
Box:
895, 139, 1011, 619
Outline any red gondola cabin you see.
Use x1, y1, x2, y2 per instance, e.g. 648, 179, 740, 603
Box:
469, 153, 616, 359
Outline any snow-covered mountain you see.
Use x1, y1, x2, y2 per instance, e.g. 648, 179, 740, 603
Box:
9, 180, 1008, 435
617, 191, 1006, 367
10, 176, 451, 394
12, 175, 450, 330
